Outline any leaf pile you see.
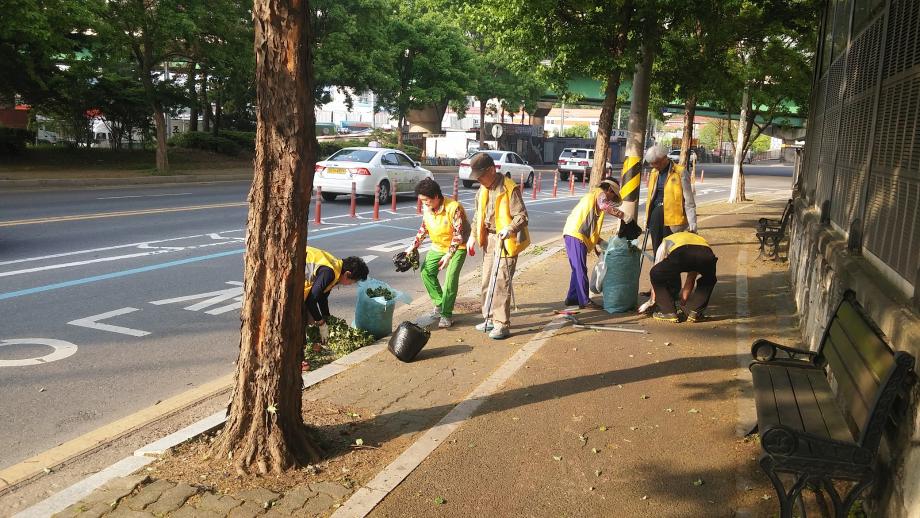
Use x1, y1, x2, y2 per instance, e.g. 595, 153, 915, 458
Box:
366, 286, 396, 301
304, 316, 375, 370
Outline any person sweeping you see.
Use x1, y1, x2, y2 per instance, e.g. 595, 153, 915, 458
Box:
465, 153, 530, 340
562, 179, 625, 309
403, 178, 471, 328
304, 247, 369, 342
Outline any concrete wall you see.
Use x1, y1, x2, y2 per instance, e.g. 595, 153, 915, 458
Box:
788, 199, 920, 517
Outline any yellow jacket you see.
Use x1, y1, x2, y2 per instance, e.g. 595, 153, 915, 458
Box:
476, 175, 530, 257
563, 188, 606, 249
304, 247, 342, 298
646, 162, 697, 229
423, 197, 468, 253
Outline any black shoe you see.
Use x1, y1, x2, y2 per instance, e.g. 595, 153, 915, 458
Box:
687, 310, 705, 323
653, 311, 680, 323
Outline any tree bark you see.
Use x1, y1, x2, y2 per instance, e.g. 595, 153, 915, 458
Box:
729, 87, 751, 203
188, 63, 198, 132
678, 96, 696, 168
479, 99, 486, 146
397, 115, 404, 148
590, 68, 621, 187
202, 72, 211, 132
211, 0, 319, 474
621, 35, 655, 224
213, 80, 222, 136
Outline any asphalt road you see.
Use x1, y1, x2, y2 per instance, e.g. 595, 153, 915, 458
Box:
0, 166, 792, 469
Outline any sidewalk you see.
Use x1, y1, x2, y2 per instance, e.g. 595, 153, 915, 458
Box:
47, 195, 798, 518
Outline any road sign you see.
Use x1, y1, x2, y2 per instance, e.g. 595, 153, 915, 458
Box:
491, 124, 503, 139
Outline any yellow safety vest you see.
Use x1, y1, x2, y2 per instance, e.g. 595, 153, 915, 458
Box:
476, 175, 530, 257
663, 231, 710, 254
563, 188, 606, 249
423, 197, 468, 253
646, 162, 688, 227
304, 247, 342, 298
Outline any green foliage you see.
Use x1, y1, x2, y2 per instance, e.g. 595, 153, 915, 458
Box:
304, 315, 375, 367
366, 286, 396, 300
168, 132, 239, 155
0, 128, 36, 155
750, 134, 771, 153
219, 130, 255, 149
561, 125, 591, 139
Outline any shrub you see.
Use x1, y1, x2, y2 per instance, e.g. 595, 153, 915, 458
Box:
0, 127, 36, 155
219, 130, 255, 149
168, 132, 240, 155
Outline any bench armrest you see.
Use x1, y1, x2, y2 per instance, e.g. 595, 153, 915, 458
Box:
751, 339, 818, 363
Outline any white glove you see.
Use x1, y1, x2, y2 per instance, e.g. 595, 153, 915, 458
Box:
466, 236, 476, 255
638, 300, 654, 314
497, 227, 512, 240
318, 323, 329, 343
404, 245, 416, 255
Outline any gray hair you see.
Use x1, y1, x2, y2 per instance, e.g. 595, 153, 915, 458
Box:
644, 145, 667, 164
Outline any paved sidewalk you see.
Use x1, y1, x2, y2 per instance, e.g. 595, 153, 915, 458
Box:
49, 195, 798, 518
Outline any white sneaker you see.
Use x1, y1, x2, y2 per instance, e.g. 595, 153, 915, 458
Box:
475, 321, 494, 332
438, 316, 452, 328
488, 324, 510, 340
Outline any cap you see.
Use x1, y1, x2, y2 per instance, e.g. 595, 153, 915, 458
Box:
468, 153, 495, 180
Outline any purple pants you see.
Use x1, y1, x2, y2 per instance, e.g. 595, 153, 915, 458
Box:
564, 235, 590, 306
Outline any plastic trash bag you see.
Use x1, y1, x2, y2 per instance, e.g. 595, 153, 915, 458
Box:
353, 279, 412, 339
589, 240, 609, 294
602, 237, 641, 313
388, 321, 431, 362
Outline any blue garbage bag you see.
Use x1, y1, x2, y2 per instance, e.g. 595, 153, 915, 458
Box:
602, 238, 641, 313
353, 279, 412, 339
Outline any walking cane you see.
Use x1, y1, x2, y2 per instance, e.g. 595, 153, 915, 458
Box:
482, 237, 507, 331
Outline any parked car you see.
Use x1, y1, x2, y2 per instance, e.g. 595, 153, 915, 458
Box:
458, 151, 535, 188
314, 147, 432, 204
667, 148, 698, 163
556, 148, 613, 181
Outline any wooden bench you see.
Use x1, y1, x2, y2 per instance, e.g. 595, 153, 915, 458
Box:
749, 290, 915, 518
756, 199, 793, 260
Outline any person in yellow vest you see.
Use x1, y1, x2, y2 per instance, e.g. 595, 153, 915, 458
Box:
562, 179, 625, 308
644, 146, 698, 253
403, 178, 471, 328
643, 231, 718, 323
304, 247, 369, 341
465, 152, 530, 339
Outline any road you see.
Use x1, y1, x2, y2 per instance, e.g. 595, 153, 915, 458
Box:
0, 164, 792, 469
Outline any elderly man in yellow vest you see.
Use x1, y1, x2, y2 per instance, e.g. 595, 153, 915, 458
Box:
562, 179, 624, 308
644, 145, 698, 252
304, 247, 369, 342
465, 153, 530, 340
404, 178, 471, 328
644, 231, 718, 323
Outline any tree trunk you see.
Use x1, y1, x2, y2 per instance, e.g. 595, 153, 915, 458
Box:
729, 87, 751, 203
397, 115, 404, 148
188, 63, 198, 132
590, 68, 621, 187
213, 81, 222, 136
210, 0, 319, 474
479, 99, 486, 146
621, 36, 654, 224
152, 104, 170, 173
202, 72, 211, 132
678, 96, 696, 167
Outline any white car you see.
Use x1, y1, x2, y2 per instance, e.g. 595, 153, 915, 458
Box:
556, 148, 613, 181
458, 151, 535, 188
667, 149, 697, 163
314, 147, 432, 204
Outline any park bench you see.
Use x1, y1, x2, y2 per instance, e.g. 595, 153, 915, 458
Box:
749, 290, 915, 518
756, 198, 793, 260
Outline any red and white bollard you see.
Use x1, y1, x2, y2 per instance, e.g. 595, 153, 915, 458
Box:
552, 170, 558, 198
532, 172, 538, 200
391, 186, 397, 212
314, 186, 322, 224
373, 184, 380, 221
582, 172, 587, 188
453, 176, 459, 200
699, 169, 705, 183
569, 173, 575, 195
416, 197, 422, 215
349, 181, 357, 218
520, 171, 526, 187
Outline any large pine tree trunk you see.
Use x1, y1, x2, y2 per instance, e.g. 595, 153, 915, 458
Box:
679, 96, 696, 167
729, 87, 750, 203
591, 69, 621, 187
479, 99, 486, 147
621, 38, 654, 224
211, 0, 319, 474
202, 72, 211, 132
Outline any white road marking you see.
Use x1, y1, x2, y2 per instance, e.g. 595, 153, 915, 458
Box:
367, 238, 431, 253
0, 250, 173, 278
0, 338, 79, 367
96, 192, 192, 200
68, 308, 150, 337
361, 255, 378, 263
149, 282, 243, 312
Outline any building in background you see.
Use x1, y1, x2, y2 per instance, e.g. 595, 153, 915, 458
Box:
791, 1, 920, 515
